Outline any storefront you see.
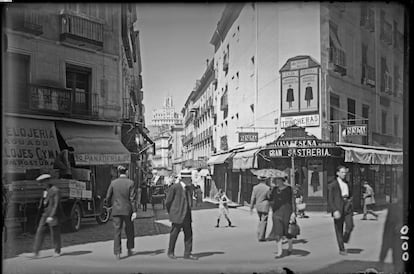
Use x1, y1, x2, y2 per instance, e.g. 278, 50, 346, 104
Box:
55, 121, 131, 197
256, 126, 344, 211
206, 151, 234, 199
338, 143, 403, 211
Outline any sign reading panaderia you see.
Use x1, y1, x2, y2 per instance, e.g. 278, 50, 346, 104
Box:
3, 117, 60, 172
280, 56, 321, 127
238, 132, 258, 143
75, 153, 131, 166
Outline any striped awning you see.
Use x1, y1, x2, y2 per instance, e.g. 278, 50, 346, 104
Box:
207, 152, 234, 165
232, 149, 260, 171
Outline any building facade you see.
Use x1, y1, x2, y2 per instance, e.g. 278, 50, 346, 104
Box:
2, 4, 151, 198
151, 96, 183, 126
203, 2, 405, 209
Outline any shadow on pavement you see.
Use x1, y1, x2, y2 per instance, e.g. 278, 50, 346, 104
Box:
308, 260, 393, 274
347, 248, 363, 254
292, 239, 308, 244
61, 250, 92, 256
192, 251, 225, 258
131, 248, 165, 257
289, 248, 310, 257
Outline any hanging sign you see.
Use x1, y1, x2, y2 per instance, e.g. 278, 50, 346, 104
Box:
342, 124, 368, 136
238, 132, 258, 143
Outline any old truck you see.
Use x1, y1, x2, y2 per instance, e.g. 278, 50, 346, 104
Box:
5, 168, 111, 233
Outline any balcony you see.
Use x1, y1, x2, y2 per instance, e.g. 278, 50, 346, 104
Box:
362, 64, 376, 87
395, 79, 403, 98
382, 73, 393, 95
380, 21, 393, 45
8, 8, 43, 35
220, 91, 228, 111
60, 13, 104, 50
223, 53, 229, 72
328, 47, 347, 75
360, 8, 375, 32
394, 31, 404, 52
29, 84, 98, 117
122, 97, 135, 121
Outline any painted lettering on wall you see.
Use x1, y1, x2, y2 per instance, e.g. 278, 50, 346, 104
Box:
3, 117, 60, 173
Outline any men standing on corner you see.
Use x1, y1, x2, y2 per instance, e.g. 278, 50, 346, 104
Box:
105, 165, 137, 260
250, 175, 270, 242
328, 165, 354, 256
165, 169, 198, 260
32, 174, 63, 258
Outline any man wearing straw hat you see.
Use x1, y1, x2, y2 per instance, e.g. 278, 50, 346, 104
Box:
250, 174, 270, 242
105, 165, 137, 260
31, 173, 63, 258
165, 169, 198, 260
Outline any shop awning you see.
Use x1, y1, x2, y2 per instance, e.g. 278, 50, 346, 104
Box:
338, 143, 403, 165
56, 122, 130, 166
232, 149, 259, 171
207, 152, 234, 165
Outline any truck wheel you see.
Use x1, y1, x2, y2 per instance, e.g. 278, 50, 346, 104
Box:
96, 205, 111, 224
70, 204, 81, 232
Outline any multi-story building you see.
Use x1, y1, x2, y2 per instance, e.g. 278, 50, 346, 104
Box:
205, 3, 405, 209
170, 123, 184, 175
2, 4, 150, 197
151, 96, 183, 126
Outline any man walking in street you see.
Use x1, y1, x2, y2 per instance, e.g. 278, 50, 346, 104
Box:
327, 165, 354, 256
105, 165, 137, 260
165, 169, 198, 260
32, 174, 63, 258
361, 180, 378, 220
250, 175, 270, 242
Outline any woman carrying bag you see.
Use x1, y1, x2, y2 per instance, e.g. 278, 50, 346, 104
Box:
267, 170, 299, 258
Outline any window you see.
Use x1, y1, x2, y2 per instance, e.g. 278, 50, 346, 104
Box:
381, 111, 387, 134
394, 115, 399, 136
347, 98, 356, 125
5, 52, 30, 109
66, 64, 91, 115
330, 93, 340, 121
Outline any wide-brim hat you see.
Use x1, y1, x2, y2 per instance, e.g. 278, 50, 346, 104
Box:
180, 169, 192, 178
36, 174, 51, 181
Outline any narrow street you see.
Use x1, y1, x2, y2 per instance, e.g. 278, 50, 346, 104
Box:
3, 203, 394, 274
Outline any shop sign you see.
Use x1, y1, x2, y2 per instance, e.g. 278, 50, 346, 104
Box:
75, 153, 130, 166
238, 132, 258, 143
263, 147, 341, 158
342, 124, 367, 136
280, 114, 320, 128
3, 117, 60, 173
280, 56, 320, 117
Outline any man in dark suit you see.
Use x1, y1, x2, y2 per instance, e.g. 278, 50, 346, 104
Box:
32, 174, 63, 258
250, 175, 270, 242
165, 169, 197, 260
105, 165, 137, 260
327, 165, 354, 255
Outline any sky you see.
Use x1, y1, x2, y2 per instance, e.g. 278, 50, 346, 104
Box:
136, 4, 225, 124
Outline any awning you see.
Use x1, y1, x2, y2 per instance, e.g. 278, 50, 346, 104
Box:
339, 144, 403, 165
56, 122, 130, 166
232, 149, 259, 171
137, 126, 155, 154
207, 152, 234, 165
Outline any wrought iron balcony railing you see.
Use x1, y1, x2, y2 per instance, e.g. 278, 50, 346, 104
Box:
29, 84, 98, 117
362, 64, 376, 87
8, 8, 43, 35
60, 12, 104, 50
